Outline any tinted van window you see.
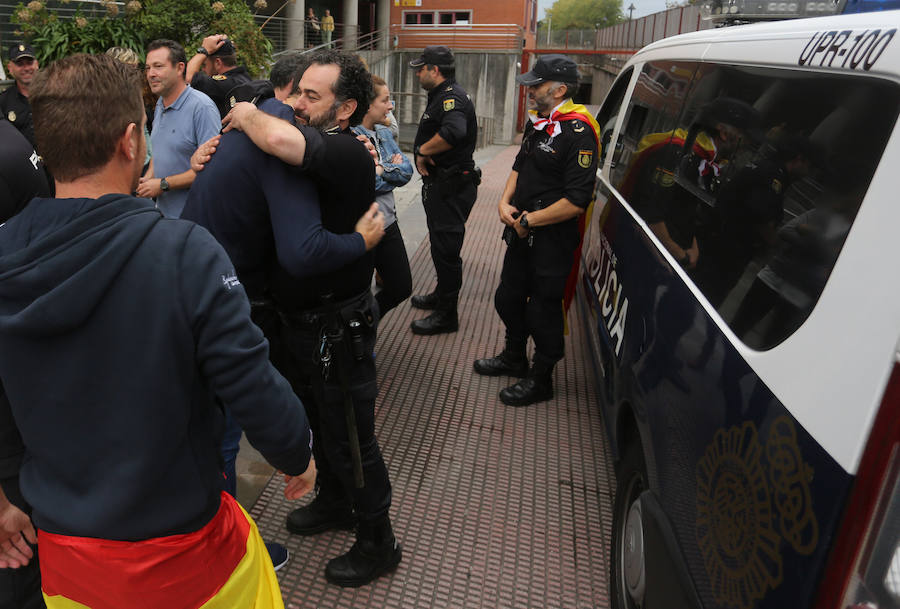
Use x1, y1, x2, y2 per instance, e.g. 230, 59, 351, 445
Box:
612, 61, 899, 350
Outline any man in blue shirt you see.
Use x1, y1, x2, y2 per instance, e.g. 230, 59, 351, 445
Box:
137, 39, 219, 218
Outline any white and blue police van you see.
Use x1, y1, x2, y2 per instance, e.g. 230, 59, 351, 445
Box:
575, 8, 900, 609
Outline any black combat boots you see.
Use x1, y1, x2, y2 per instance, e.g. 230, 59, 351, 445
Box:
285, 495, 356, 536
499, 359, 555, 406
325, 516, 403, 587
411, 293, 459, 335
410, 290, 439, 309
473, 349, 528, 377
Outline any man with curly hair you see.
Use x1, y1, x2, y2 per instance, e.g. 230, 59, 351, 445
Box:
221, 50, 402, 588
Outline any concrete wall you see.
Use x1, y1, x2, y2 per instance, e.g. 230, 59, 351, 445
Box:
361, 49, 520, 147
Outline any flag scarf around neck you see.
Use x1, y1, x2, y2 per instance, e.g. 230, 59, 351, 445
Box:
39, 492, 284, 609
528, 99, 601, 146
532, 100, 601, 326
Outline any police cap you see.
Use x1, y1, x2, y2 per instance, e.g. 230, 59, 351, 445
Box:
409, 46, 454, 68
516, 54, 579, 86
8, 43, 36, 62
209, 39, 236, 58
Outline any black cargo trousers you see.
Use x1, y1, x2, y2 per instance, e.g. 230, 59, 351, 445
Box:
421, 167, 479, 306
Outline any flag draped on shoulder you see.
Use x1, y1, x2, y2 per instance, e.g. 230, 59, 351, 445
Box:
39, 493, 284, 609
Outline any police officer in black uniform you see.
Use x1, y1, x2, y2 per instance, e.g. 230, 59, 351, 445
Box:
0, 118, 51, 609
0, 44, 39, 147
473, 55, 598, 407
186, 35, 252, 119
408, 46, 479, 335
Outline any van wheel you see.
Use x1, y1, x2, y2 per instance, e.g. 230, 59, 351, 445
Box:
610, 439, 648, 609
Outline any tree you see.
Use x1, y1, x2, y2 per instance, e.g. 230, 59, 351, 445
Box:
546, 0, 624, 29
12, 0, 272, 75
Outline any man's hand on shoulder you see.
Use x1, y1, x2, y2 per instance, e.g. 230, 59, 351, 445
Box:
191, 135, 221, 173
221, 101, 258, 134
355, 202, 385, 251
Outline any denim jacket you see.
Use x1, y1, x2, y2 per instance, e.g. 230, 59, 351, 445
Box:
352, 124, 413, 195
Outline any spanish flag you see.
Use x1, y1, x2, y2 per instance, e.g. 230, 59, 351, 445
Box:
39, 492, 283, 609
539, 101, 601, 332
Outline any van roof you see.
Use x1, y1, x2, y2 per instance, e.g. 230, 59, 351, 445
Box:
632, 10, 900, 77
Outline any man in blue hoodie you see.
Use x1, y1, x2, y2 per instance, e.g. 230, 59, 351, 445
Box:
0, 53, 315, 608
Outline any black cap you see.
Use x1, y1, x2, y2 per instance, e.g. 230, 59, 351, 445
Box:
210, 39, 236, 58
516, 54, 578, 86
8, 43, 36, 62
697, 97, 760, 130
409, 46, 454, 68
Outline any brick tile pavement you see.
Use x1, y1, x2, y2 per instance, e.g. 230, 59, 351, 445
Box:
249, 144, 617, 609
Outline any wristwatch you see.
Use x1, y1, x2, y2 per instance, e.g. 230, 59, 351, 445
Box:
160, 177, 170, 192
196, 47, 209, 56
519, 213, 530, 229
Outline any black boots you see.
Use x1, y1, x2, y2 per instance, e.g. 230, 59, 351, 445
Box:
499, 359, 555, 406
474, 349, 528, 377
410, 308, 458, 335
285, 495, 356, 535
325, 517, 403, 588
411, 292, 459, 335
410, 290, 439, 309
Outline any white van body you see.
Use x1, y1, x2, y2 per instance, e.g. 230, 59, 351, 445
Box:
576, 11, 900, 609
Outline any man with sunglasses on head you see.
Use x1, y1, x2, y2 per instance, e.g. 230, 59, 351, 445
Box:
0, 44, 39, 147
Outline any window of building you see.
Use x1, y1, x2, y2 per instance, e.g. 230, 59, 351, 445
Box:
438, 11, 472, 24
404, 12, 434, 25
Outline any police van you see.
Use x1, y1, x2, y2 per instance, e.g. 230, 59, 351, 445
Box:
575, 9, 900, 609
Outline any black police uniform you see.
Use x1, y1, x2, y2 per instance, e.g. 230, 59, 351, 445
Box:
0, 85, 34, 147
277, 127, 400, 585
0, 119, 50, 609
496, 115, 598, 369
191, 66, 252, 119
413, 78, 478, 313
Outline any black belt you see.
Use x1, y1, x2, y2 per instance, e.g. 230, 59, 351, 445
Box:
279, 290, 375, 330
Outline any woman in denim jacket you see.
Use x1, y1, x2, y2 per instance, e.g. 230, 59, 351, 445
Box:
353, 76, 414, 317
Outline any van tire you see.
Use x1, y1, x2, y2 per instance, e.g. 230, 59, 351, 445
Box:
610, 438, 648, 609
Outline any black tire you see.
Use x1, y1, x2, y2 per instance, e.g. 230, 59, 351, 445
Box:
610, 437, 648, 609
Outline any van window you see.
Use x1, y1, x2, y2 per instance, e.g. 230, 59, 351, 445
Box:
612, 61, 899, 350
594, 67, 633, 168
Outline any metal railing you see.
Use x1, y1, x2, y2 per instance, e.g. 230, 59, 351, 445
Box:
536, 6, 712, 52
390, 23, 524, 50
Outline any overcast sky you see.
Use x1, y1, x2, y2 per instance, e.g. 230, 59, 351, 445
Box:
537, 0, 669, 22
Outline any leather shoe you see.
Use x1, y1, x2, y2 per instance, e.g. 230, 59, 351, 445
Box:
325, 537, 402, 587
499, 377, 554, 407
286, 498, 356, 536
410, 291, 439, 310
474, 352, 528, 377
410, 310, 458, 335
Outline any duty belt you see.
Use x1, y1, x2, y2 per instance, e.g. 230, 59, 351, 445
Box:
280, 290, 376, 489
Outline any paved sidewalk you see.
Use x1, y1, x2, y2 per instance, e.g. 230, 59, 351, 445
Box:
245, 144, 616, 609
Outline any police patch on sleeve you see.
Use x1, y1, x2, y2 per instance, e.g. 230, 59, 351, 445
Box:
443, 98, 455, 112
213, 74, 227, 81
578, 149, 593, 169
7, 110, 16, 123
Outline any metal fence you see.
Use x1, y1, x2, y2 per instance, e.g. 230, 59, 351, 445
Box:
536, 5, 712, 52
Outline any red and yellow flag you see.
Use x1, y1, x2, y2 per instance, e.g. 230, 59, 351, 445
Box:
39, 492, 283, 609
